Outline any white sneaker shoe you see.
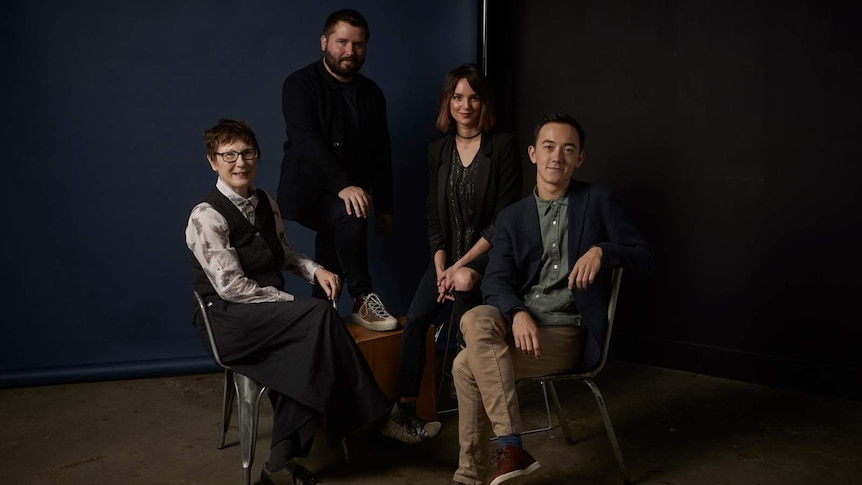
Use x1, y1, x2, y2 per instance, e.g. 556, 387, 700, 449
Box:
378, 403, 442, 444
351, 292, 398, 331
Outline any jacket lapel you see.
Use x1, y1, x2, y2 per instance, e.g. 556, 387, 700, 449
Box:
520, 195, 543, 292
437, 135, 455, 244
473, 135, 491, 216
567, 180, 589, 262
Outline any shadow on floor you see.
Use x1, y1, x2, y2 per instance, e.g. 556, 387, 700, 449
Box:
1, 361, 860, 484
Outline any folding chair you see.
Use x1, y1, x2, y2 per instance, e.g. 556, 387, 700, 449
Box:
193, 292, 268, 485
434, 303, 460, 414
518, 268, 631, 484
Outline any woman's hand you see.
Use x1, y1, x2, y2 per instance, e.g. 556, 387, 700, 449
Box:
314, 267, 341, 302
437, 263, 461, 302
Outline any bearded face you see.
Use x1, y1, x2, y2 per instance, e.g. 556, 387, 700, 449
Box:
321, 21, 367, 80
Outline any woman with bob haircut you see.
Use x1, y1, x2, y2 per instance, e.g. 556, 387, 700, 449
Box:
397, 64, 523, 426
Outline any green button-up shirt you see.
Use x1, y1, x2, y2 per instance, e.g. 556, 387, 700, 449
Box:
523, 187, 582, 327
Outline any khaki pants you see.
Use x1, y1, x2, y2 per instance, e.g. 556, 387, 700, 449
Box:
452, 305, 584, 485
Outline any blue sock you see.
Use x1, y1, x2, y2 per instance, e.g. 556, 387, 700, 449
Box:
498, 434, 522, 448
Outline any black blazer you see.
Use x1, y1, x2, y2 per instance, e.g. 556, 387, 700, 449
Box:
482, 180, 655, 371
425, 132, 522, 259
277, 60, 393, 224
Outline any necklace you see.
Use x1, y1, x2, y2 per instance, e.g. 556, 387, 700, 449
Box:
456, 131, 482, 140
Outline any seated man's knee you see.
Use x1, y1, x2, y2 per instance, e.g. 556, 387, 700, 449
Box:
452, 350, 470, 381
459, 305, 504, 344
452, 267, 480, 292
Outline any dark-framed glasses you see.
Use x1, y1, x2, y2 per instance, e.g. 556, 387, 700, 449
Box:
216, 149, 258, 163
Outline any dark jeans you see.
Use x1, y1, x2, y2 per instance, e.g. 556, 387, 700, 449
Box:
398, 256, 486, 398
297, 193, 373, 300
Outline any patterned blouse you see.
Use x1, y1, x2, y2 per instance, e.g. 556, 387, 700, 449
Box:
446, 144, 479, 263
185, 178, 320, 304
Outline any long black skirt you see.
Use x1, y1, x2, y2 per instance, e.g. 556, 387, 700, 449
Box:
194, 297, 391, 451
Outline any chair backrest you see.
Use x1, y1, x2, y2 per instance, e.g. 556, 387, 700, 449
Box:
193, 291, 226, 369
584, 267, 623, 379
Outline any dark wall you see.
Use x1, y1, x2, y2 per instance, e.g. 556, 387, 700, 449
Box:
490, 0, 862, 399
0, 1, 478, 386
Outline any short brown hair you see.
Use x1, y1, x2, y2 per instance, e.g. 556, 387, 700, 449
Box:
435, 64, 496, 133
203, 119, 260, 159
323, 9, 369, 41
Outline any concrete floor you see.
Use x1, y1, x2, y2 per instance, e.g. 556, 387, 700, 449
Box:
1, 361, 860, 485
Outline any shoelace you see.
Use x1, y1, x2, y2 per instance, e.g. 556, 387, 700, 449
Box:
362, 293, 392, 318
393, 410, 421, 436
490, 447, 506, 468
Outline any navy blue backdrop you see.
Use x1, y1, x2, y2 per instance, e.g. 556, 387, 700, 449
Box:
0, 1, 478, 386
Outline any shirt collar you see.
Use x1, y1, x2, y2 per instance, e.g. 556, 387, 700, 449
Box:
215, 178, 258, 210
533, 186, 569, 214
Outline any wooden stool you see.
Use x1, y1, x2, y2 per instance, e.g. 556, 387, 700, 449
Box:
343, 317, 437, 420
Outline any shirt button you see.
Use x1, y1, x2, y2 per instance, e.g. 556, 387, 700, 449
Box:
553, 264, 558, 269
552, 220, 557, 225
534, 294, 539, 299
552, 243, 556, 248
255, 232, 260, 236
333, 141, 341, 148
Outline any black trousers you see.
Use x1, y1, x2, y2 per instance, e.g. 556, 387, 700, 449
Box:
194, 297, 391, 450
397, 255, 487, 397
294, 193, 373, 300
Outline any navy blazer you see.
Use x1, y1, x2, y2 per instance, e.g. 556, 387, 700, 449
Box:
482, 180, 655, 371
425, 132, 522, 259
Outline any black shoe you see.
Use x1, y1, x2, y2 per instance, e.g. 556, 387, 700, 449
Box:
378, 403, 442, 444
260, 461, 321, 485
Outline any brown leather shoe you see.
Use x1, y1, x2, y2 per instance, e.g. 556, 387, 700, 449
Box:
488, 445, 541, 485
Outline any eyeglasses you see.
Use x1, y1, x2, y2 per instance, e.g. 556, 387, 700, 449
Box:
215, 149, 258, 163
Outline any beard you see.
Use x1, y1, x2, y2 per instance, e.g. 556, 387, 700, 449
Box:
323, 49, 365, 79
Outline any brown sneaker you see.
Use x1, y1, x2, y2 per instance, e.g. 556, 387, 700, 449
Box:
488, 445, 541, 485
352, 292, 398, 331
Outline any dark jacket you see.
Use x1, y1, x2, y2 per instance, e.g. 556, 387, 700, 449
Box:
482, 180, 655, 371
277, 60, 393, 225
425, 132, 523, 259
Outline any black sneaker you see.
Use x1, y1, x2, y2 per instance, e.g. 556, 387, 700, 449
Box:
378, 403, 442, 444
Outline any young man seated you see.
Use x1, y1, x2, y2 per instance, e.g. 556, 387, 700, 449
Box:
450, 114, 655, 485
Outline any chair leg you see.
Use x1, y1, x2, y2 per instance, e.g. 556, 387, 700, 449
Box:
436, 305, 459, 415
547, 381, 574, 445
340, 438, 350, 463
233, 372, 267, 485
519, 380, 554, 436
218, 369, 235, 450
584, 379, 631, 485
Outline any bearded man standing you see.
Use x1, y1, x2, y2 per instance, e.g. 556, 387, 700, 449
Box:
277, 9, 398, 332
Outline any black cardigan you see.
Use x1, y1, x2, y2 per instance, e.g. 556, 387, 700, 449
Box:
277, 60, 393, 224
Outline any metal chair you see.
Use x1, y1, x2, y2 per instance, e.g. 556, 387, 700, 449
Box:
518, 268, 631, 484
434, 303, 461, 414
193, 292, 268, 485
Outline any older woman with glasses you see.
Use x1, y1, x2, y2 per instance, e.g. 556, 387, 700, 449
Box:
396, 64, 523, 427
186, 119, 432, 485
